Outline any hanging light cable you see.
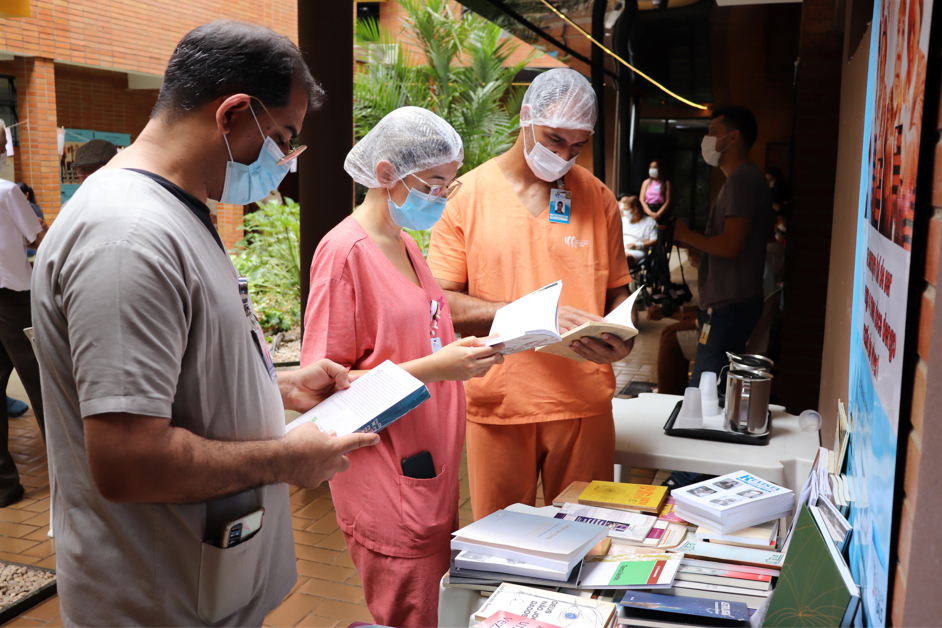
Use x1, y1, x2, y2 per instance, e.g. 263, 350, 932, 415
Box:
536, 0, 708, 110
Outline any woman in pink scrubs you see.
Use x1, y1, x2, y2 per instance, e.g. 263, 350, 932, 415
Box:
300, 108, 503, 627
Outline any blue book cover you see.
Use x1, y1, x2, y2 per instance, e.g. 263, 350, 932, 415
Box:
619, 590, 750, 622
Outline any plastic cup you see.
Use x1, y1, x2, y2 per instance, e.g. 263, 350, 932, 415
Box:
799, 410, 823, 432
699, 372, 719, 416
676, 387, 704, 429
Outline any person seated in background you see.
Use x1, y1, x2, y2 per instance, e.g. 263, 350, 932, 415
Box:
620, 194, 657, 269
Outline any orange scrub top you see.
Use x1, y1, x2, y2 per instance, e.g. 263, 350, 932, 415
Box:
427, 159, 632, 424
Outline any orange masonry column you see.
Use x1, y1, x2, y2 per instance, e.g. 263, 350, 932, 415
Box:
216, 203, 245, 251
14, 57, 60, 221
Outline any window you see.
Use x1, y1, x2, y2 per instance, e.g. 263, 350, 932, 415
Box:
0, 76, 19, 147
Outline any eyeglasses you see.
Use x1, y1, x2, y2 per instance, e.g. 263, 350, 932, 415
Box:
277, 143, 306, 166
409, 173, 463, 200
250, 96, 307, 166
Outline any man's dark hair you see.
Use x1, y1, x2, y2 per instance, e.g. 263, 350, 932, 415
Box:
152, 20, 324, 121
712, 106, 758, 150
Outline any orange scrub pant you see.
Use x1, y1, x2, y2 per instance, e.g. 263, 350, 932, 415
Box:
466, 412, 615, 521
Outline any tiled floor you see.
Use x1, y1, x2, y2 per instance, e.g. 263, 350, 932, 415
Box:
2, 252, 698, 627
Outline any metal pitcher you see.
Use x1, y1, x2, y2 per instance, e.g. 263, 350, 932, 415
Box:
725, 370, 773, 435
725, 352, 773, 375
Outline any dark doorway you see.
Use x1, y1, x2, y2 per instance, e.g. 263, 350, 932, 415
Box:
633, 117, 712, 230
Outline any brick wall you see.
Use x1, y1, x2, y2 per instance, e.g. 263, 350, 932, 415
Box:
0, 0, 298, 75
892, 21, 942, 624
55, 65, 158, 142
8, 57, 59, 220
777, 0, 845, 413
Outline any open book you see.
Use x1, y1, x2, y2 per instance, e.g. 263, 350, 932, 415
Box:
535, 287, 642, 362
485, 281, 564, 355
285, 360, 429, 437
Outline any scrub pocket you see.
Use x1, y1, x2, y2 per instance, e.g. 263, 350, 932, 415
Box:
465, 361, 506, 405
398, 464, 456, 543
197, 527, 265, 624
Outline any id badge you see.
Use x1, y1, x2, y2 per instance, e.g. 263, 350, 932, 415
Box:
431, 337, 443, 353
239, 277, 278, 382
699, 323, 711, 345
549, 188, 571, 224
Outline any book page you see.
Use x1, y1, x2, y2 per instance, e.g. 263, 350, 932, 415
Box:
487, 281, 562, 347
285, 361, 423, 436
603, 285, 643, 328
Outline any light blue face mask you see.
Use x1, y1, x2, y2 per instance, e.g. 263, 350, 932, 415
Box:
387, 181, 448, 231
219, 107, 290, 205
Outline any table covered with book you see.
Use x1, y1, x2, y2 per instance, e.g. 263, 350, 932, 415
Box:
441, 446, 858, 628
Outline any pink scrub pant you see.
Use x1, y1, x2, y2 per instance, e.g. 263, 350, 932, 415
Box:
342, 530, 452, 628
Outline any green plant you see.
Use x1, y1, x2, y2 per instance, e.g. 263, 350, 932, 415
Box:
230, 198, 301, 333
355, 0, 533, 255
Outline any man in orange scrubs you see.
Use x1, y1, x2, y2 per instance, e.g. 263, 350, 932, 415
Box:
428, 69, 633, 520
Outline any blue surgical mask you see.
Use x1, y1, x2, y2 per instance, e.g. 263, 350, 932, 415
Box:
219, 108, 290, 205
387, 182, 448, 231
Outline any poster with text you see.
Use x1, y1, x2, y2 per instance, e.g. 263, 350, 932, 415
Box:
848, 0, 933, 624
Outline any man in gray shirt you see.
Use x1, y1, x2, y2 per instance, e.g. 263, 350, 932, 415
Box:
31, 21, 378, 626
674, 106, 773, 385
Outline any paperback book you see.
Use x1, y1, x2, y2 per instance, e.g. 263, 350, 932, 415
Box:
285, 360, 429, 437
578, 481, 668, 514
619, 590, 750, 622
578, 551, 682, 590
555, 502, 656, 542
474, 583, 618, 628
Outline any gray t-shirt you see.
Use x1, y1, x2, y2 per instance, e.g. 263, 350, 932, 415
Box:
698, 161, 773, 310
30, 169, 296, 626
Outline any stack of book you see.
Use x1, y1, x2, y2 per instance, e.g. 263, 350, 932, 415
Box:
449, 507, 608, 586
671, 471, 794, 534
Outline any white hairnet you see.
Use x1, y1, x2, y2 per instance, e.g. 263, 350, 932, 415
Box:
520, 68, 597, 133
344, 106, 464, 189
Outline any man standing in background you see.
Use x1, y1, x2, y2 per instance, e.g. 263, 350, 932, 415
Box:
673, 106, 773, 385
0, 120, 47, 507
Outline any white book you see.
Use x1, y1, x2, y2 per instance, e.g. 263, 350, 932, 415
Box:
474, 583, 617, 628
452, 509, 608, 572
486, 281, 563, 355
695, 520, 778, 548
454, 551, 572, 582
676, 505, 793, 536
671, 579, 772, 598
672, 472, 794, 532
555, 502, 656, 542
674, 572, 772, 591
285, 360, 429, 437
680, 557, 781, 578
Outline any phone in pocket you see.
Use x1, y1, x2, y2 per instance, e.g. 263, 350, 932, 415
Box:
219, 507, 265, 548
401, 451, 436, 479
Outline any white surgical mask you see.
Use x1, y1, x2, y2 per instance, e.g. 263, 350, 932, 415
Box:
701, 133, 732, 167
649, 168, 659, 179
523, 125, 577, 182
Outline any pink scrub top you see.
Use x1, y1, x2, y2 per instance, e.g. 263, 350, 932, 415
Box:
301, 216, 465, 558
644, 179, 666, 205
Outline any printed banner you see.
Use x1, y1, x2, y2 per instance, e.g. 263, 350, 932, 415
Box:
848, 0, 934, 624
